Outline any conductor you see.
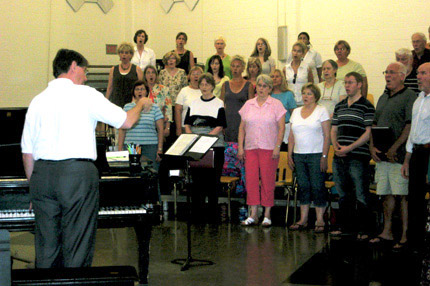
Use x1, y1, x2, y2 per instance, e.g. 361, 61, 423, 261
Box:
21, 49, 150, 268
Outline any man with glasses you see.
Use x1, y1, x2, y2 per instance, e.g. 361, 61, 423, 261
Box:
402, 62, 430, 254
330, 72, 375, 240
369, 62, 416, 249
21, 49, 149, 268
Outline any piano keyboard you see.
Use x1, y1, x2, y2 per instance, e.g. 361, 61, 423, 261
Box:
0, 206, 149, 221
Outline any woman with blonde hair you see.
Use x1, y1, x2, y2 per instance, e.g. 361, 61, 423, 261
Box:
106, 42, 143, 108
287, 32, 322, 82
250, 38, 276, 75
245, 57, 262, 90
270, 69, 296, 149
284, 41, 314, 106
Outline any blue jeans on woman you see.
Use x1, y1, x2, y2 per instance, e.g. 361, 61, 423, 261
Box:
332, 156, 371, 234
293, 153, 327, 207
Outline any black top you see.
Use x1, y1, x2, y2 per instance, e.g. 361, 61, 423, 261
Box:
412, 48, 430, 71
405, 69, 420, 96
175, 50, 191, 74
184, 96, 227, 128
110, 64, 138, 108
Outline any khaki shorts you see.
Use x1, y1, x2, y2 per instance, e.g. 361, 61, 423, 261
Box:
375, 162, 408, 195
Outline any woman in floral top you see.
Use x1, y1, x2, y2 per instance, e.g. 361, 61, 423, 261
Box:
143, 65, 172, 138
159, 51, 188, 143
159, 51, 188, 104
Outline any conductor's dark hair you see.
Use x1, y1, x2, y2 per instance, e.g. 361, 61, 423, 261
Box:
53, 49, 88, 78
134, 29, 148, 44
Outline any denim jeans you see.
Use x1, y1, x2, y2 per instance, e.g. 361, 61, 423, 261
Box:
293, 153, 327, 207
332, 156, 371, 233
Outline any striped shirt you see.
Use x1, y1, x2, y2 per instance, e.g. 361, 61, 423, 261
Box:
404, 69, 420, 96
123, 102, 164, 145
332, 96, 375, 159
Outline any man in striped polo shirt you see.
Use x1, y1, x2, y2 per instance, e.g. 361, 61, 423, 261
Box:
330, 72, 375, 240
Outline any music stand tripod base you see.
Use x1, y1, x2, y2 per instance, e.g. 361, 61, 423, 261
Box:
170, 165, 215, 271
171, 257, 214, 271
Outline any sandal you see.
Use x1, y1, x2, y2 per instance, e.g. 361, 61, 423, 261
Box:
392, 241, 408, 251
261, 217, 272, 227
289, 223, 308, 231
241, 217, 257, 226
369, 236, 393, 244
329, 230, 343, 237
357, 233, 369, 241
314, 224, 326, 233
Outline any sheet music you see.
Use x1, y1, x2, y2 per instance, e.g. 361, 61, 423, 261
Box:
188, 136, 218, 154
165, 134, 199, 156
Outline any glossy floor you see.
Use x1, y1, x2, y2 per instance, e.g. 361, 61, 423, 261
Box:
11, 220, 328, 286
10, 219, 423, 285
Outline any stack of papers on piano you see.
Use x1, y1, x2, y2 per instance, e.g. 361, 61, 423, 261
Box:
106, 151, 129, 169
106, 151, 129, 162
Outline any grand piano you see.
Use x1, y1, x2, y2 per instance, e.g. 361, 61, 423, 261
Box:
0, 108, 161, 285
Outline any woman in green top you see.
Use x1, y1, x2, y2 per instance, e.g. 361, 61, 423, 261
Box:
205, 36, 232, 78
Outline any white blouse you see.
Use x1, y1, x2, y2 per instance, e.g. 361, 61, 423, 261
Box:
285, 62, 310, 106
290, 105, 330, 154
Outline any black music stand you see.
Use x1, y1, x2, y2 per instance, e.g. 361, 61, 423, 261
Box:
161, 134, 218, 271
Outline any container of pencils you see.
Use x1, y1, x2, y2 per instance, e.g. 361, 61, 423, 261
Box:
127, 143, 141, 174
129, 154, 141, 167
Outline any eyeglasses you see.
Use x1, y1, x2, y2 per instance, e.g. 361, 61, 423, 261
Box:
382, 71, 401, 75
335, 47, 346, 51
292, 73, 297, 84
82, 68, 89, 76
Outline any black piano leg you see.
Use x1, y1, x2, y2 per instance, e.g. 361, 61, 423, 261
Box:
0, 230, 11, 286
134, 223, 152, 285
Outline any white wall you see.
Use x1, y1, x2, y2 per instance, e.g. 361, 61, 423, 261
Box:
1, 0, 134, 107
1, 0, 430, 107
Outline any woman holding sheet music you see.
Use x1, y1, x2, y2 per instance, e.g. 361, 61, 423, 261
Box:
184, 73, 226, 223
118, 80, 164, 171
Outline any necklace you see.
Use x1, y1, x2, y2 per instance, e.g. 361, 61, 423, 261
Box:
323, 79, 336, 100
121, 63, 130, 70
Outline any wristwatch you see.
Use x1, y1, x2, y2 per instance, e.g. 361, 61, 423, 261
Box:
322, 155, 327, 158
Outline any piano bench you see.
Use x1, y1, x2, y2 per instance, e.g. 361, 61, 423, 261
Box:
12, 265, 138, 285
